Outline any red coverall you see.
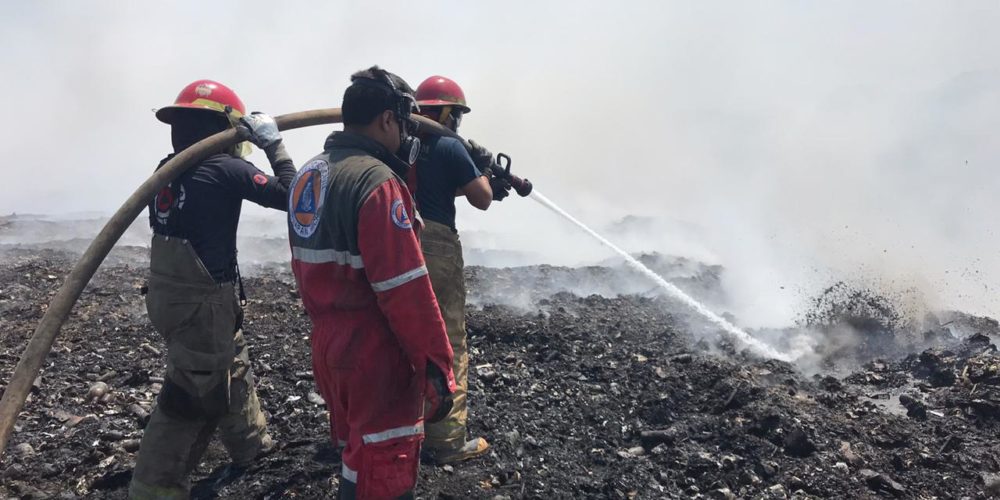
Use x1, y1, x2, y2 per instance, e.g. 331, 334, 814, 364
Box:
289, 131, 456, 498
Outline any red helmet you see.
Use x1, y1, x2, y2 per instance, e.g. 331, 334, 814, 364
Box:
415, 76, 471, 114
155, 79, 246, 124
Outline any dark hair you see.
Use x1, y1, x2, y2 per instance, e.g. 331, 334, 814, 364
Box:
342, 66, 414, 127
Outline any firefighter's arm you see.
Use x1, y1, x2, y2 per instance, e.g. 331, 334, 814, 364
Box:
232, 112, 296, 210
262, 143, 296, 188
447, 138, 492, 210
227, 158, 296, 211
460, 176, 492, 210
237, 111, 295, 183
357, 177, 457, 393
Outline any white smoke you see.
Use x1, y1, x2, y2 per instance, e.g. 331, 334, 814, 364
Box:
2, 1, 999, 335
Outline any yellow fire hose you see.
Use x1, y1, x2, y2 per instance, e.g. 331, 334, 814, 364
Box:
0, 109, 463, 456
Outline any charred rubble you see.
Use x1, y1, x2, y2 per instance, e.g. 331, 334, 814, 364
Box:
3, 248, 1000, 498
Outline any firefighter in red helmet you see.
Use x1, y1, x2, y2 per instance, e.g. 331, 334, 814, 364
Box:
414, 76, 471, 121
129, 79, 295, 499
412, 75, 511, 464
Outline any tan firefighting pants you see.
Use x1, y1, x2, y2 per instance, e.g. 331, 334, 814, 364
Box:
129, 236, 269, 500
420, 220, 469, 452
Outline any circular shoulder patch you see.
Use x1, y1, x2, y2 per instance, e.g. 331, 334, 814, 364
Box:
390, 199, 412, 229
289, 159, 329, 238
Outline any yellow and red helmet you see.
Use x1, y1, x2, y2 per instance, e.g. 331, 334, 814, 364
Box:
415, 76, 471, 114
155, 80, 246, 124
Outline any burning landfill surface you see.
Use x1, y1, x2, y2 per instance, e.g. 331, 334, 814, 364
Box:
5, 225, 1000, 499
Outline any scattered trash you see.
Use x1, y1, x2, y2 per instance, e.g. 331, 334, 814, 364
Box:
2, 247, 999, 497
13, 443, 34, 457
860, 469, 906, 497
306, 392, 325, 405
87, 382, 110, 402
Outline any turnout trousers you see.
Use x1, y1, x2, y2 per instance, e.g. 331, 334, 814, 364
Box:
420, 220, 469, 453
129, 235, 270, 499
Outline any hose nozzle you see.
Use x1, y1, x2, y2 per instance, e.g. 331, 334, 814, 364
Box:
489, 152, 532, 197
508, 175, 532, 197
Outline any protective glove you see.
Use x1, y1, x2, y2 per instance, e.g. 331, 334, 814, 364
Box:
424, 363, 454, 423
467, 139, 494, 173
489, 176, 512, 202
237, 112, 282, 150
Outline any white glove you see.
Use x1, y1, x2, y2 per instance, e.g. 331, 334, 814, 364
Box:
238, 112, 282, 150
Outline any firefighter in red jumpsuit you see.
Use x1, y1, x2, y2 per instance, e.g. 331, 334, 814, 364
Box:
287, 66, 456, 499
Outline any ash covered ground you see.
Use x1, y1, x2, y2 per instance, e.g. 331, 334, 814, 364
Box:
4, 241, 1000, 499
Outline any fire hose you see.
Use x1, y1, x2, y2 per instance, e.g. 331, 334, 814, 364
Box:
0, 108, 528, 456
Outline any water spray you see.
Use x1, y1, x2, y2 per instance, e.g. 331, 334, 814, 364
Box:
528, 190, 791, 362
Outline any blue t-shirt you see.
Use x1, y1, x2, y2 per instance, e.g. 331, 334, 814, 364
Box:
414, 135, 481, 229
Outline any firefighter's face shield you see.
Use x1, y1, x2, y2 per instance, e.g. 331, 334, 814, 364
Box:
440, 106, 463, 130
449, 108, 463, 130
422, 105, 463, 132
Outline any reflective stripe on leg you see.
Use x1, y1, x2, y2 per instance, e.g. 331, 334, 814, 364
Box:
362, 423, 423, 444
342, 463, 358, 483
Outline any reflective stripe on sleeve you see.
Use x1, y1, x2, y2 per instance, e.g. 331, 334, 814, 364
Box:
370, 265, 428, 292
291, 247, 364, 269
342, 463, 358, 483
361, 423, 424, 444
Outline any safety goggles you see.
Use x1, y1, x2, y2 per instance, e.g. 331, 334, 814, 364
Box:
437, 106, 463, 128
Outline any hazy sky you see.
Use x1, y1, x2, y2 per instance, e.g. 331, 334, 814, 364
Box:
2, 1, 999, 326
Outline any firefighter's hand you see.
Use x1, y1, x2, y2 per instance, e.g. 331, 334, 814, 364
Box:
237, 112, 283, 150
424, 363, 454, 423
468, 139, 494, 173
489, 176, 511, 202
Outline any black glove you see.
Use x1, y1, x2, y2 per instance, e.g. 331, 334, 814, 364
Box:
424, 363, 454, 423
489, 176, 511, 202
467, 139, 494, 173
237, 112, 282, 150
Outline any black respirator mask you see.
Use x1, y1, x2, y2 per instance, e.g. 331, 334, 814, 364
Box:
364, 70, 421, 165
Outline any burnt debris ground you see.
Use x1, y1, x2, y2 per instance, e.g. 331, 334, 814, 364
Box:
4, 248, 1000, 499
